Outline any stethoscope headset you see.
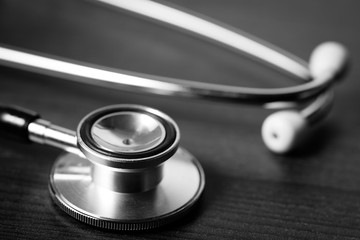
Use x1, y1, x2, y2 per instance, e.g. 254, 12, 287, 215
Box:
0, 0, 349, 231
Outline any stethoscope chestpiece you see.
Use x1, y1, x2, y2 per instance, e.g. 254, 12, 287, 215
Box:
78, 105, 179, 170
49, 105, 205, 230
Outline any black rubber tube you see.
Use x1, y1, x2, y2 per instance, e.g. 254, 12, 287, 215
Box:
0, 105, 40, 142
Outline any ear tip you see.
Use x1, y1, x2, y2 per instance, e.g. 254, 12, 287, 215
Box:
313, 42, 349, 57
261, 111, 307, 154
309, 41, 349, 79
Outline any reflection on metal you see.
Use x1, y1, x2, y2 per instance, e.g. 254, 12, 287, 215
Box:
91, 112, 166, 153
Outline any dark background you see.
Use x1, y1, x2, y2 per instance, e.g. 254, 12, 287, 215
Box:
1, 0, 360, 239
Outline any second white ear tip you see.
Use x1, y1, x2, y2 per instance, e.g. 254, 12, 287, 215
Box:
261, 111, 307, 154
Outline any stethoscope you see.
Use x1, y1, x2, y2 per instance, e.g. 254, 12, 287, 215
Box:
1, 104, 204, 230
0, 0, 349, 231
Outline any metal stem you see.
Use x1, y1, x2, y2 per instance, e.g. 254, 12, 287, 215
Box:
28, 119, 83, 157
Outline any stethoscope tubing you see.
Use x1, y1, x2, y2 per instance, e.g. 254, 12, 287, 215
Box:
0, 0, 336, 106
0, 45, 331, 105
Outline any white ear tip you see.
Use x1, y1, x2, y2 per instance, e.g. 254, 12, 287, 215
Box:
261, 111, 307, 154
309, 42, 349, 79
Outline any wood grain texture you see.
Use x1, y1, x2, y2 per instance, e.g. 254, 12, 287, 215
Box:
1, 0, 360, 239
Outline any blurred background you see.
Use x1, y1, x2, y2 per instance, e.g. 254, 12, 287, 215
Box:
0, 0, 360, 239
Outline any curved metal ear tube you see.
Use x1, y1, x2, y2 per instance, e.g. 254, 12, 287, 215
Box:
0, 105, 205, 230
0, 5, 349, 104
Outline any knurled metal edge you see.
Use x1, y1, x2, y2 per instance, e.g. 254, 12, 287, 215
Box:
49, 183, 203, 231
48, 157, 205, 231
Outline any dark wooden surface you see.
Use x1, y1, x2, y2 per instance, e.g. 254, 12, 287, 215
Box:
1, 0, 360, 239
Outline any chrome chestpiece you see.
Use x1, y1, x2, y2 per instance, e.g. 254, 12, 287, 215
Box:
49, 105, 205, 230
